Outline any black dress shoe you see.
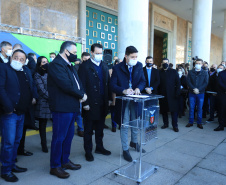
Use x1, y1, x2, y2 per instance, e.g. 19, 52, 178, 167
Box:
85, 153, 94, 161
214, 126, 224, 131
12, 165, 27, 173
62, 161, 81, 170
50, 167, 70, 179
206, 118, 214, 122
197, 124, 203, 129
104, 124, 109, 129
42, 144, 48, 153
1, 172, 18, 182
18, 150, 33, 156
161, 125, 168, 129
112, 127, 116, 132
186, 123, 193, 127
95, 148, 111, 155
77, 131, 84, 137
173, 127, 179, 132
123, 150, 132, 162
130, 142, 146, 153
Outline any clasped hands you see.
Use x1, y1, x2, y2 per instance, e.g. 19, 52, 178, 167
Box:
123, 88, 141, 95
193, 88, 199, 94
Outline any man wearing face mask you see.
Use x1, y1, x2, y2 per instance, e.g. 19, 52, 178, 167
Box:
0, 49, 36, 182
143, 56, 160, 94
78, 43, 111, 162
186, 59, 209, 129
48, 41, 87, 179
49, 52, 56, 62
158, 58, 180, 132
110, 46, 146, 162
213, 65, 226, 131
0, 41, 12, 64
206, 64, 219, 123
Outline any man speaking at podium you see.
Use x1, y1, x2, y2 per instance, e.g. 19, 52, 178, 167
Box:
110, 46, 146, 162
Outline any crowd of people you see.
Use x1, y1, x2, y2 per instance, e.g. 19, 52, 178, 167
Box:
0, 40, 226, 182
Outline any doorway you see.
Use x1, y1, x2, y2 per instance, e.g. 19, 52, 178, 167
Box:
153, 29, 168, 68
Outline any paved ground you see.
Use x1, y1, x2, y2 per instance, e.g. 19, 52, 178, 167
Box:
0, 113, 226, 185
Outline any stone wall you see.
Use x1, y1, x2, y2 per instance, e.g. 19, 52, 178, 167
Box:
176, 17, 187, 64
1, 0, 79, 36
210, 34, 223, 65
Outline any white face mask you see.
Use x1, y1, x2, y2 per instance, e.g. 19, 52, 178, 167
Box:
178, 71, 183, 76
128, 58, 137, 67
217, 68, 223, 73
10, 60, 23, 71
94, 54, 103, 63
5, 49, 12, 57
195, 64, 202, 70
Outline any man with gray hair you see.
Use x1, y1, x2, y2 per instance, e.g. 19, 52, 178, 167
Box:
48, 41, 87, 179
0, 41, 12, 64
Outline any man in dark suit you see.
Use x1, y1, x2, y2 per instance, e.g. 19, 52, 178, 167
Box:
78, 43, 111, 162
159, 58, 180, 132
0, 49, 36, 182
214, 65, 226, 131
143, 56, 160, 94
110, 46, 146, 162
48, 41, 87, 179
0, 41, 12, 64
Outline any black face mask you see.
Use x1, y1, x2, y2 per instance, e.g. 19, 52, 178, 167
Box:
162, 63, 169, 69
146, 63, 153, 68
42, 63, 49, 71
66, 50, 77, 63
210, 68, 215, 72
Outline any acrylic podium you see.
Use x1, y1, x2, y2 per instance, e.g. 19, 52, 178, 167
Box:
114, 94, 163, 185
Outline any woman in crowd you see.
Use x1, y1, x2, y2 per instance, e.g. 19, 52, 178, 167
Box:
177, 66, 188, 118
34, 56, 51, 153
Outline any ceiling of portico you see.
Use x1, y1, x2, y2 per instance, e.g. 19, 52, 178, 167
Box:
149, 0, 226, 38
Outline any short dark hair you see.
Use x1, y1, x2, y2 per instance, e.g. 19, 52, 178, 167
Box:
91, 43, 103, 52
12, 49, 27, 59
195, 58, 203, 63
28, 53, 36, 58
146, 56, 153, 60
49, 52, 56, 56
0, 41, 12, 48
125, 46, 138, 55
81, 52, 90, 58
204, 61, 208, 65
60, 41, 77, 54
162, 58, 169, 62
169, 63, 173, 68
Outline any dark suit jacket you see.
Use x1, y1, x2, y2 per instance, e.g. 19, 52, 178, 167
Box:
47, 54, 84, 113
207, 72, 218, 92
0, 63, 36, 114
27, 56, 36, 76
110, 60, 146, 96
158, 68, 181, 113
217, 70, 226, 95
142, 67, 160, 94
110, 59, 146, 125
78, 59, 111, 120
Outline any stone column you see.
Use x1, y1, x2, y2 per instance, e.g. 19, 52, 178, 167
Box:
222, 10, 226, 61
191, 0, 213, 62
78, 0, 86, 52
118, 0, 149, 65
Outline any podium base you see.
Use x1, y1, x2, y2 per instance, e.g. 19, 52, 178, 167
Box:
114, 160, 158, 184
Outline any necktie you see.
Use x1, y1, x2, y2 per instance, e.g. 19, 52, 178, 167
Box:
129, 67, 133, 88
147, 68, 151, 87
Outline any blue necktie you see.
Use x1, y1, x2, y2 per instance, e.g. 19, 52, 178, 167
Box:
129, 67, 133, 88
147, 68, 151, 87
